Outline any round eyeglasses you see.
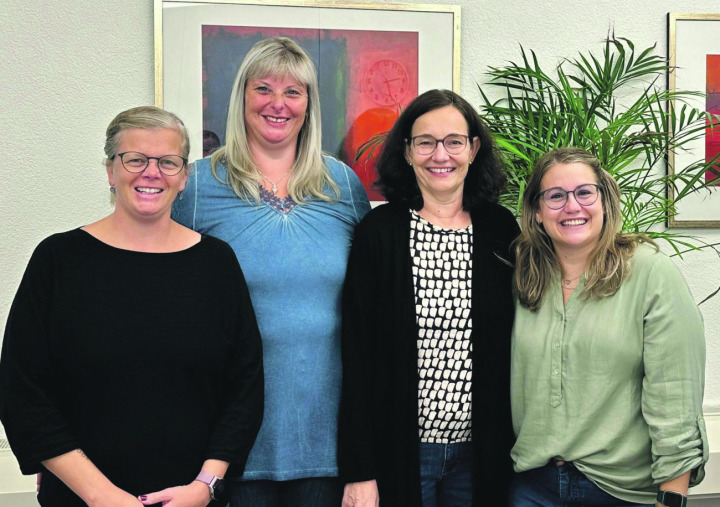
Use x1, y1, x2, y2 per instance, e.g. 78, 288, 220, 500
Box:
116, 152, 187, 176
538, 183, 601, 210
407, 134, 470, 155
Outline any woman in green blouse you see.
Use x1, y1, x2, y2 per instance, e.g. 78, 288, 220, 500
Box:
510, 148, 707, 507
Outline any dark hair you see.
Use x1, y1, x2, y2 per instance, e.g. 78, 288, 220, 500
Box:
375, 89, 506, 210
203, 130, 221, 157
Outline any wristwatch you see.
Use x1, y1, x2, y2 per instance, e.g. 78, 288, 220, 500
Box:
194, 471, 226, 501
656, 490, 687, 507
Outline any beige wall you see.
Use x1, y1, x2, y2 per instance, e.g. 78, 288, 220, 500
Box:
1, 0, 718, 409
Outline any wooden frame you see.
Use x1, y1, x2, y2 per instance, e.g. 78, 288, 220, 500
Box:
668, 12, 720, 227
154, 0, 460, 199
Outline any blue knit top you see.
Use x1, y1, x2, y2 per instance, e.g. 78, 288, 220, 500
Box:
172, 155, 371, 480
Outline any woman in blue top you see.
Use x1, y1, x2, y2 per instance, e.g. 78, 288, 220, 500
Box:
172, 37, 371, 507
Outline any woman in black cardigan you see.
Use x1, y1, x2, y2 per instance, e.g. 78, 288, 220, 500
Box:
339, 89, 519, 506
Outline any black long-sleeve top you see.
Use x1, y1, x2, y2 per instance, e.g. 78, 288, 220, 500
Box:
339, 202, 519, 506
0, 229, 264, 506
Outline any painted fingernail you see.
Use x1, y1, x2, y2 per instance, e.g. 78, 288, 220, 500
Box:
139, 496, 147, 501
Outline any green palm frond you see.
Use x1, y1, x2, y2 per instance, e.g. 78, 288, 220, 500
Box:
479, 36, 720, 256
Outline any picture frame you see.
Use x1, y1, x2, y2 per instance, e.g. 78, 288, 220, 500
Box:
667, 12, 720, 227
154, 0, 461, 200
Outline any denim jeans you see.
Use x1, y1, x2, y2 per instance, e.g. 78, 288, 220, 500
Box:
419, 441, 473, 506
510, 461, 654, 506
228, 477, 343, 507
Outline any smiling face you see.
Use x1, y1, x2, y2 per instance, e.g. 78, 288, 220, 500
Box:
405, 105, 479, 204
535, 162, 604, 258
244, 73, 308, 152
106, 128, 187, 222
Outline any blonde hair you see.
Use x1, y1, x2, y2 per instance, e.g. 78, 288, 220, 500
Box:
514, 147, 655, 311
211, 37, 338, 203
104, 106, 190, 204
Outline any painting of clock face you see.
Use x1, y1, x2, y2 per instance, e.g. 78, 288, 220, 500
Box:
364, 59, 411, 107
159, 1, 459, 202
201, 26, 419, 200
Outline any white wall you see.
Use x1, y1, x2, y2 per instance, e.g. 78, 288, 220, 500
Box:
3, 0, 716, 411
0, 0, 718, 504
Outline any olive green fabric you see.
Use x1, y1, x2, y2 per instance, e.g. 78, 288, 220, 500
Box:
511, 244, 708, 504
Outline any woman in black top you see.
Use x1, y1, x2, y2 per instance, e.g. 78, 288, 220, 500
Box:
0, 106, 264, 507
339, 89, 518, 506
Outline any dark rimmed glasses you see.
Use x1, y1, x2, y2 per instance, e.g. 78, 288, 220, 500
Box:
116, 152, 187, 176
407, 134, 470, 155
538, 183, 600, 210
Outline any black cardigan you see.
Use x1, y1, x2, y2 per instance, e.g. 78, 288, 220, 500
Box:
339, 202, 519, 506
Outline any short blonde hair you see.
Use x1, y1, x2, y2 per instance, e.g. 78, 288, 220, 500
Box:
104, 106, 190, 204
105, 106, 190, 162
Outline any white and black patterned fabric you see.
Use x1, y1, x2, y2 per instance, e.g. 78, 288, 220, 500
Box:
410, 210, 473, 444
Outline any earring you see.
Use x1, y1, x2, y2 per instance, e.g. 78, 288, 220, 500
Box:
109, 186, 116, 195
177, 189, 184, 201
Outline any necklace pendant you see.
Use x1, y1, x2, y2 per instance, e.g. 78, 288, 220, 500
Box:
272, 183, 278, 194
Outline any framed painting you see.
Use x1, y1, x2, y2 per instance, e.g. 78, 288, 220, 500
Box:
155, 0, 461, 201
668, 13, 720, 227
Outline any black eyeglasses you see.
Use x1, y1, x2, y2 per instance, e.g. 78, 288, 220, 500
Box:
115, 152, 187, 176
538, 184, 601, 209
407, 134, 470, 155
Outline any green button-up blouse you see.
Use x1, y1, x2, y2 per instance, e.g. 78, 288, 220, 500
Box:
510, 244, 708, 504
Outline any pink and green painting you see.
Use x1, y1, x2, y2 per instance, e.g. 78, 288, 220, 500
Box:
706, 54, 720, 185
202, 26, 419, 200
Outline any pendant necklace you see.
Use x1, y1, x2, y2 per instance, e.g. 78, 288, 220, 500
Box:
258, 168, 292, 194
562, 273, 582, 289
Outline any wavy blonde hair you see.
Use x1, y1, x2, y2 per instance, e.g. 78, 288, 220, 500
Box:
514, 147, 655, 311
210, 37, 338, 203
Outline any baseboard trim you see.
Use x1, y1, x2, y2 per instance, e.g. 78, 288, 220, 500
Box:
0, 414, 717, 502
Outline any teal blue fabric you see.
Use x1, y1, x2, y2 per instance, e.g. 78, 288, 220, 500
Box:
173, 156, 371, 480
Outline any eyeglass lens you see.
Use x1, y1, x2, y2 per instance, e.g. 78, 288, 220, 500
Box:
412, 134, 468, 155
542, 184, 599, 209
119, 152, 185, 175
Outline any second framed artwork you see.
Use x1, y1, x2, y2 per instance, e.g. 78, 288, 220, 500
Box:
668, 13, 720, 227
155, 0, 461, 200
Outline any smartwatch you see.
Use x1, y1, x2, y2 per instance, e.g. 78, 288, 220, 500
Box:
656, 490, 687, 507
194, 471, 226, 501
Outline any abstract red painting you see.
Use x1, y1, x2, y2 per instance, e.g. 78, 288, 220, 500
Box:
706, 54, 720, 185
202, 26, 419, 200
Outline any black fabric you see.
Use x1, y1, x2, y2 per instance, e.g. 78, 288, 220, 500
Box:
0, 229, 264, 505
339, 202, 519, 506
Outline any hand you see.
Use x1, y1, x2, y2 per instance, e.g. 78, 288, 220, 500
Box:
342, 480, 379, 507
88, 487, 143, 507
139, 481, 211, 506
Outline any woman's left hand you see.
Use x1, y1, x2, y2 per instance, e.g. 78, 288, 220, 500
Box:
138, 481, 211, 506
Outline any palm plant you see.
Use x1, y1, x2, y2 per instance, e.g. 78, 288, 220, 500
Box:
479, 36, 720, 256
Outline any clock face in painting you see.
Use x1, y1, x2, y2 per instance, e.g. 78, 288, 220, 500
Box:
364, 59, 410, 106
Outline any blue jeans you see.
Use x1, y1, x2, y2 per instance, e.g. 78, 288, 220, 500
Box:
228, 477, 343, 507
510, 461, 653, 506
419, 441, 473, 506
